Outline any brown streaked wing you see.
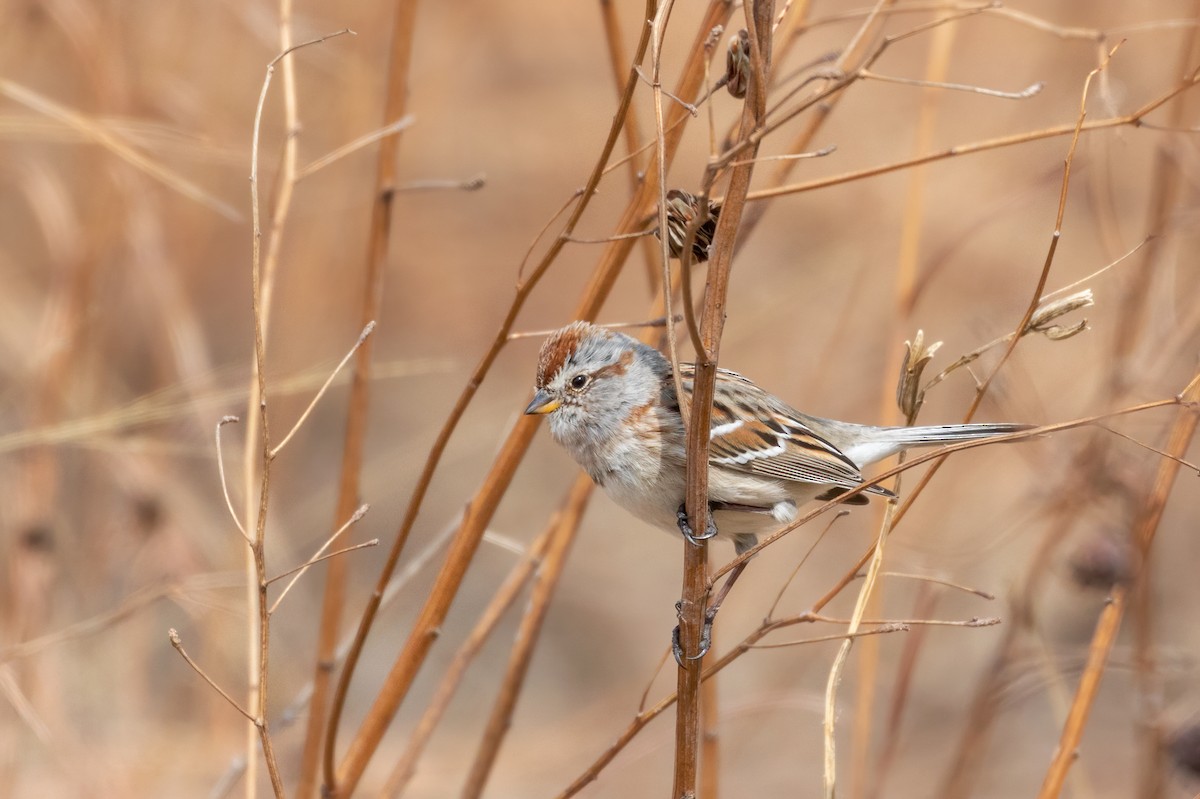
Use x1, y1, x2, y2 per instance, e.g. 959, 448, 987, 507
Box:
679, 365, 868, 490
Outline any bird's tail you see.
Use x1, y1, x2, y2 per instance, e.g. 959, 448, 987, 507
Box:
844, 422, 1031, 466
887, 422, 1031, 446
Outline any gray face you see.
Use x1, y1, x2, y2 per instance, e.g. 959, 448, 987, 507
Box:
528, 323, 671, 454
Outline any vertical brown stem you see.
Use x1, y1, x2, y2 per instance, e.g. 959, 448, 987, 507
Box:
597, 0, 660, 293
296, 3, 419, 797
674, 3, 772, 797
699, 585, 720, 799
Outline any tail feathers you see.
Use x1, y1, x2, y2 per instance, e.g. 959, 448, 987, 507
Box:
845, 422, 1030, 467
888, 422, 1030, 444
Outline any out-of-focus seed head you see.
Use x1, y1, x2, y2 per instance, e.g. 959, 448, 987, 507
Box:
1168, 721, 1200, 778
1068, 533, 1135, 590
725, 29, 751, 99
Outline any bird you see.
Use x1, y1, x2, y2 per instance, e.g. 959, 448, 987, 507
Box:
526, 321, 1026, 553
525, 321, 1027, 659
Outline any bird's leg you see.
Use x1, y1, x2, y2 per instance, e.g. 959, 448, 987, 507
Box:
672, 504, 749, 666
672, 599, 711, 667
676, 502, 718, 546
672, 560, 751, 666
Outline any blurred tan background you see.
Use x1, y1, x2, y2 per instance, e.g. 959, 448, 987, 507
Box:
2, 0, 1199, 796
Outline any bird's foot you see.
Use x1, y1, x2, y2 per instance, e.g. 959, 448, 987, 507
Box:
676, 502, 718, 546
672, 601, 718, 667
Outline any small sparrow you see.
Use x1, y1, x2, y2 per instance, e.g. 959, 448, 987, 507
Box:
526, 321, 1027, 556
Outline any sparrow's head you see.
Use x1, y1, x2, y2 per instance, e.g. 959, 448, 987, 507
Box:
525, 322, 670, 449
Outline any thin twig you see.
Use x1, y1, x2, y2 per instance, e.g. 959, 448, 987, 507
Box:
749, 624, 910, 649
766, 510, 848, 619
270, 321, 375, 459
268, 506, 374, 615
396, 174, 487, 192
267, 540, 378, 593
459, 477, 592, 797
169, 629, 255, 723
295, 116, 415, 180
880, 571, 996, 600
860, 69, 1044, 99
215, 416, 251, 544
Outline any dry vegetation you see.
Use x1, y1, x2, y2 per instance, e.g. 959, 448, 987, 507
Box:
2, 0, 1200, 797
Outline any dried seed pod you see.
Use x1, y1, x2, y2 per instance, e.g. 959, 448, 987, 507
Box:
1027, 289, 1094, 340
725, 29, 751, 99
896, 329, 942, 421
657, 189, 720, 262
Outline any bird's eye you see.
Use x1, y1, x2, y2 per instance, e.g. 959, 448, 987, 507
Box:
570, 374, 590, 390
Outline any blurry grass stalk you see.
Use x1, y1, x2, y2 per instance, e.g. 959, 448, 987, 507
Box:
459, 476, 592, 798
296, 1, 419, 796
851, 9, 954, 796
1037, 372, 1200, 799
379, 507, 562, 796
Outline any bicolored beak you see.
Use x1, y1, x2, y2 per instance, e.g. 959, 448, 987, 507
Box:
524, 389, 561, 415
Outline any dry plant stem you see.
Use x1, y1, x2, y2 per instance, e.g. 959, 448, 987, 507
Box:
271, 322, 375, 459
267, 541, 379, 592
298, 8, 418, 798
295, 116, 414, 181
675, 4, 772, 797
215, 416, 251, 543
867, 586, 936, 799
0, 78, 241, 221
1129, 13, 1200, 796
937, 490, 1115, 798
824, 493, 899, 799
700, 597, 720, 799
379, 509, 562, 797
597, 0, 661, 293
460, 476, 592, 798
328, 4, 733, 793
746, 65, 1200, 205
1037, 376, 1200, 799
268, 504, 371, 613
881, 571, 994, 600
240, 27, 352, 799
169, 629, 255, 723
731, 0, 881, 248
